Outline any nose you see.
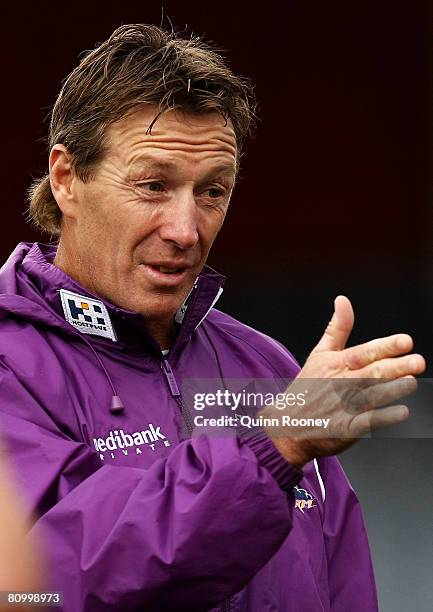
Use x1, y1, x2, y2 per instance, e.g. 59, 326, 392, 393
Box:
159, 190, 199, 250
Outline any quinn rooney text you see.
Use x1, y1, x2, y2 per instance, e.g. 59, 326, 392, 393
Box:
193, 415, 330, 429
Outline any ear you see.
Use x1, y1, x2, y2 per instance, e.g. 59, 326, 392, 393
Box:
49, 144, 78, 219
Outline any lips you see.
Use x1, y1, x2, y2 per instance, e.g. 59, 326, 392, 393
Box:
140, 262, 191, 287
154, 265, 183, 274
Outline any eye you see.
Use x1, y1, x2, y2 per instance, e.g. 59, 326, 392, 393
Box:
207, 187, 225, 198
145, 182, 164, 192
135, 181, 165, 193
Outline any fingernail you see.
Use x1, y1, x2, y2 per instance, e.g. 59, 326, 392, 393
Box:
397, 335, 411, 350
409, 355, 421, 371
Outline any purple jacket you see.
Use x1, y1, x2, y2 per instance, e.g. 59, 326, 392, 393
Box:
0, 242, 378, 611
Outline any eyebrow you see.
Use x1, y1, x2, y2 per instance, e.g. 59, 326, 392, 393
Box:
129, 157, 177, 172
129, 156, 237, 180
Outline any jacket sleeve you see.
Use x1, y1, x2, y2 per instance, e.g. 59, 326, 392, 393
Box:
319, 456, 379, 612
0, 362, 302, 612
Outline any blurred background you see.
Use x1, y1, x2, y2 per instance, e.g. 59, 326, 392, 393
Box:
1, 1, 432, 609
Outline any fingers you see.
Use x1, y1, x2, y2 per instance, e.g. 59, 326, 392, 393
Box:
350, 353, 425, 380
342, 376, 417, 414
352, 404, 410, 435
313, 295, 354, 353
343, 334, 413, 370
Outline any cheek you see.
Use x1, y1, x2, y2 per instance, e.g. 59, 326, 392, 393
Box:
198, 208, 226, 247
79, 187, 148, 240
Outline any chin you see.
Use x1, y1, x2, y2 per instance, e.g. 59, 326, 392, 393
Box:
136, 298, 183, 321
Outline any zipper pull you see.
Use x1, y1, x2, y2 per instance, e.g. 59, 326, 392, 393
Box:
161, 359, 180, 397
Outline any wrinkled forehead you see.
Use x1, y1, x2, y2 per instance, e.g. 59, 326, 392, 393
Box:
104, 106, 238, 175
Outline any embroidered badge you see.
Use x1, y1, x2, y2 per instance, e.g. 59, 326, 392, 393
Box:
294, 485, 317, 513
59, 289, 117, 342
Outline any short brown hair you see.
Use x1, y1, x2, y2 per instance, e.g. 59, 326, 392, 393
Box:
27, 23, 256, 236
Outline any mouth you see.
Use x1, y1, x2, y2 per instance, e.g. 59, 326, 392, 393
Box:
152, 265, 184, 274
140, 263, 190, 287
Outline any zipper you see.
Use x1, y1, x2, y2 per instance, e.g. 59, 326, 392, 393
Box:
161, 358, 180, 396
160, 358, 232, 612
160, 358, 194, 435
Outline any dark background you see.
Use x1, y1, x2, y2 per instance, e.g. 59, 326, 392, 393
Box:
2, 1, 432, 609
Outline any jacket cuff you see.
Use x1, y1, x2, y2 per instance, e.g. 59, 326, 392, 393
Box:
239, 427, 303, 491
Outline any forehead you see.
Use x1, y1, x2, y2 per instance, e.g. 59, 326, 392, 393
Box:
105, 106, 238, 173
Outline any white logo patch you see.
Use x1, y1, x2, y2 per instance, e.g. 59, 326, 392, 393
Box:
59, 289, 117, 342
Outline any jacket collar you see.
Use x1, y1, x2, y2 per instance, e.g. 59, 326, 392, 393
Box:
15, 242, 226, 357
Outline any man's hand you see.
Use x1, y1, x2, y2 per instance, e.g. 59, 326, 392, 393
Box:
262, 296, 426, 468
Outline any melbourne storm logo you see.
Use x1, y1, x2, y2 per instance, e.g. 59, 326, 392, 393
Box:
60, 289, 117, 341
294, 485, 317, 513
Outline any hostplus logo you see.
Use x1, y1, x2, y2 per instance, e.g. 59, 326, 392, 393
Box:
59, 289, 117, 341
93, 425, 171, 461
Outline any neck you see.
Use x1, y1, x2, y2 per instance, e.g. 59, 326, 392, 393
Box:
145, 319, 177, 351
53, 239, 76, 280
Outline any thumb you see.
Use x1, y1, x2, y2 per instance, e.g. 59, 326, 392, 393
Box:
313, 295, 355, 353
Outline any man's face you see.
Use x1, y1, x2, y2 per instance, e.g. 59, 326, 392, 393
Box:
62, 106, 237, 327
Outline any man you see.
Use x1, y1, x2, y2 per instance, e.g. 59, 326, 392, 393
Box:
0, 23, 424, 611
